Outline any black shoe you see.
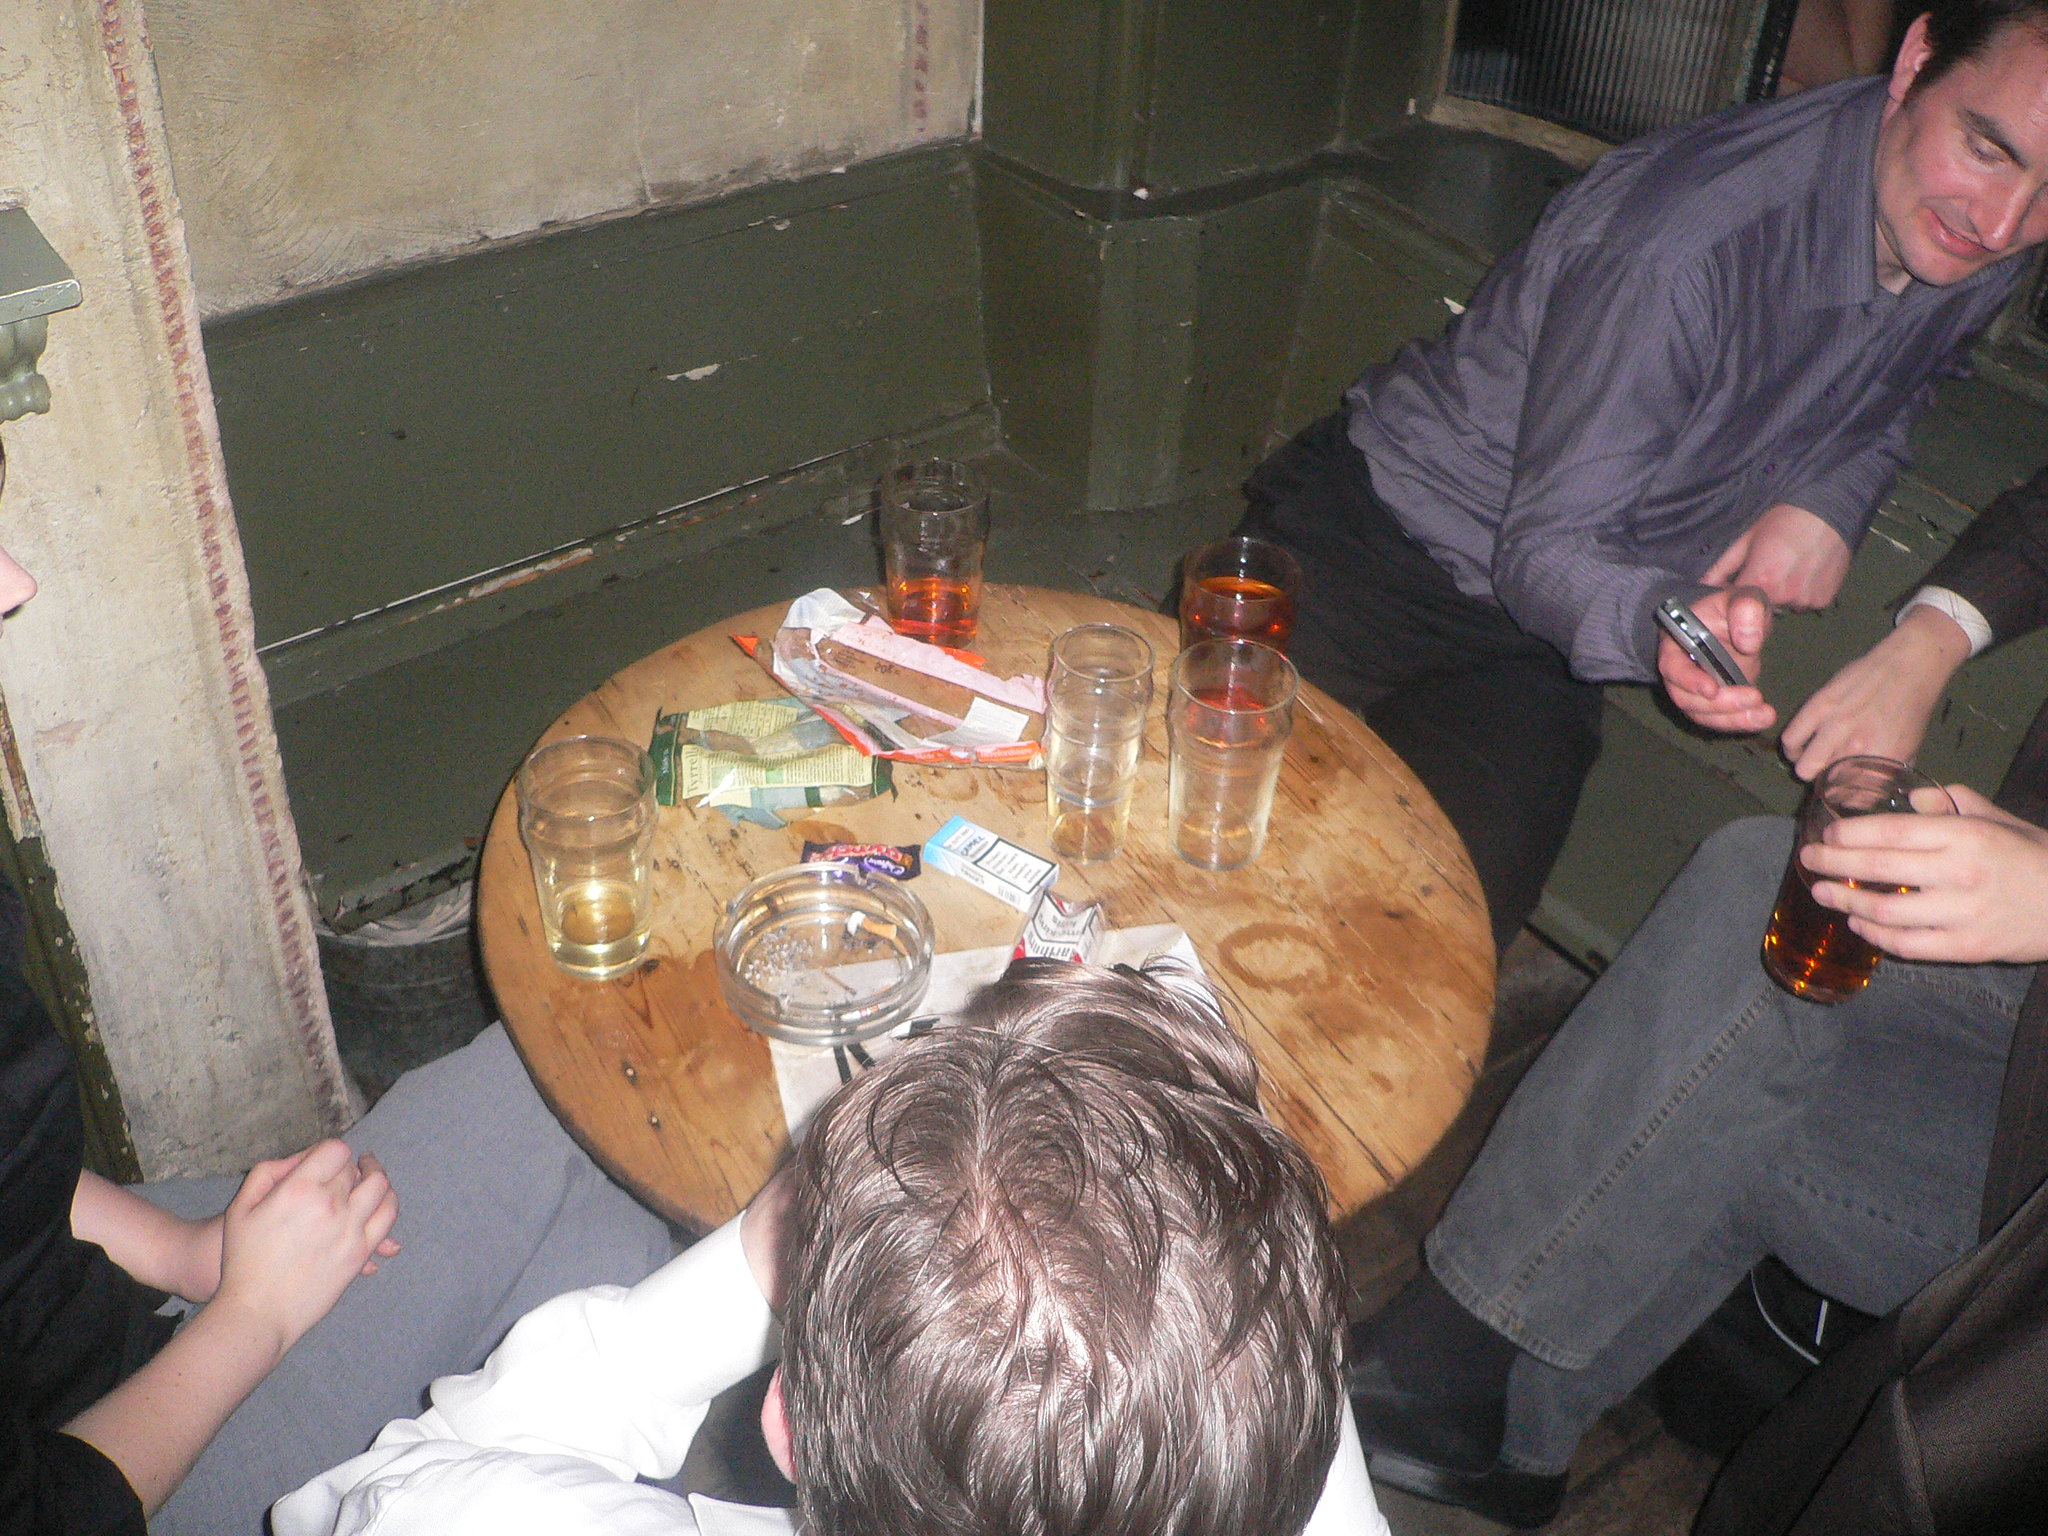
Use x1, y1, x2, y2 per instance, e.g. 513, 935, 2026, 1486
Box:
1349, 1354, 1568, 1529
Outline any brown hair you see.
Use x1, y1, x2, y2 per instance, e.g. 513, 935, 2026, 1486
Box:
778, 959, 1346, 1536
1911, 1, 2048, 92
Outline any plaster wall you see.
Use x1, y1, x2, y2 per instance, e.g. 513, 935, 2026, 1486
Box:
0, 0, 350, 1174
148, 0, 981, 317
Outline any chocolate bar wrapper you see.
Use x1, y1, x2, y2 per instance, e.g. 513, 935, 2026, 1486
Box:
801, 841, 922, 880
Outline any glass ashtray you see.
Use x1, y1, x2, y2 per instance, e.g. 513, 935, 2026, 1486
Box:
714, 862, 935, 1046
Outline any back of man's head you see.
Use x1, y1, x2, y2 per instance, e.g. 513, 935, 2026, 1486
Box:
1915, 0, 2048, 90
778, 959, 1346, 1536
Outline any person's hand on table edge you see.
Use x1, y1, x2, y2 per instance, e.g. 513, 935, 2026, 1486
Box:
1659, 584, 1774, 734
1778, 603, 1974, 781
1801, 785, 2048, 965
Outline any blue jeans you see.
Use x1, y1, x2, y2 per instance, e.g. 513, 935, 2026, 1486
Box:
1426, 817, 2035, 1474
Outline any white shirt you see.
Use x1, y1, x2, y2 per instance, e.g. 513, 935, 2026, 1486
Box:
1899, 585, 1994, 656
273, 1210, 1391, 1536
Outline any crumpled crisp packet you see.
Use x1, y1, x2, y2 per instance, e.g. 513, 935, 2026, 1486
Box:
733, 589, 1047, 768
648, 696, 891, 828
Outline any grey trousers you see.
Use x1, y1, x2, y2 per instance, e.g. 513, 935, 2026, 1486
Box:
141, 1023, 675, 1536
1426, 817, 2036, 1475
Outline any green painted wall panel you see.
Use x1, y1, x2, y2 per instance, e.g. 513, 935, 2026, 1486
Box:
1272, 185, 1479, 433
983, 0, 1442, 195
1089, 217, 1202, 508
982, 0, 1142, 191
1180, 183, 1322, 485
1344, 125, 1578, 262
980, 161, 1323, 512
277, 503, 883, 917
978, 161, 1110, 498
1535, 705, 1769, 969
206, 148, 986, 650
1139, 0, 1352, 193
1338, 0, 1444, 144
1904, 372, 2048, 520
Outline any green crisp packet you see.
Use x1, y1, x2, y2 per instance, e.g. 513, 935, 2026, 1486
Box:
649, 697, 890, 822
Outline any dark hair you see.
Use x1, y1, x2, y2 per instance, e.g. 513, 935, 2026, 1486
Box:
778, 959, 1346, 1536
1912, 1, 2048, 92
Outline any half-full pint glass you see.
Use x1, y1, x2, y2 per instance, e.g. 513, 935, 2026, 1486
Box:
1044, 624, 1155, 862
1167, 639, 1298, 871
1761, 755, 1955, 1004
880, 458, 990, 648
1178, 535, 1304, 653
517, 736, 658, 980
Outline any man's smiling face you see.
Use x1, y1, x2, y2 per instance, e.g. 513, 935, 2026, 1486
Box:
1874, 12, 2048, 290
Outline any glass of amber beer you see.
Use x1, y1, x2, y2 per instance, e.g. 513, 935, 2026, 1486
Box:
1178, 535, 1304, 653
880, 458, 990, 649
1761, 756, 1954, 1004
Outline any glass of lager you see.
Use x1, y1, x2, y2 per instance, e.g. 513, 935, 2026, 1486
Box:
517, 736, 658, 980
1167, 639, 1298, 871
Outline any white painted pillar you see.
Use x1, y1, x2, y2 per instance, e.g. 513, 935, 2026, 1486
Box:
0, 0, 352, 1173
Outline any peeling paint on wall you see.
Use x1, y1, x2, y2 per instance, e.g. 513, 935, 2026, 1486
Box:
147, 0, 980, 316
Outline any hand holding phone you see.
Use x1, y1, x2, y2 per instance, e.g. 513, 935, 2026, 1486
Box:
1655, 596, 1748, 687
1655, 587, 1775, 736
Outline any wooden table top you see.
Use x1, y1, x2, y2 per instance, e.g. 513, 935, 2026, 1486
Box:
478, 584, 1494, 1229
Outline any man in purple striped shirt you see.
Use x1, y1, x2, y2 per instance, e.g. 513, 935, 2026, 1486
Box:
1240, 0, 2048, 953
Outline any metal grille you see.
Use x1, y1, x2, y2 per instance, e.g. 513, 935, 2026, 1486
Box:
1448, 0, 1796, 144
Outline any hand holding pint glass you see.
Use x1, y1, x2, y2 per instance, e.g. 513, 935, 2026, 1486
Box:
517, 736, 659, 980
1761, 755, 1955, 1003
1044, 624, 1155, 863
1167, 639, 1298, 871
880, 458, 990, 649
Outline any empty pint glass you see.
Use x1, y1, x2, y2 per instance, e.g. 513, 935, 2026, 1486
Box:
517, 736, 658, 980
1761, 756, 1955, 1004
880, 458, 990, 649
1044, 624, 1155, 862
1167, 639, 1298, 871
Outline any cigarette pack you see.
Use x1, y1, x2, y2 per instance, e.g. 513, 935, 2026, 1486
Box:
1012, 890, 1106, 963
926, 816, 1057, 911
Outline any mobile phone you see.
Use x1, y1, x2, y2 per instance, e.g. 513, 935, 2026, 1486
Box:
1654, 596, 1748, 688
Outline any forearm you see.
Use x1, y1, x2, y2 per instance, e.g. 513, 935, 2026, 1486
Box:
61, 1295, 289, 1515
1888, 600, 1976, 684
70, 1170, 219, 1302
1492, 536, 1696, 681
1778, 602, 1973, 778
419, 1212, 776, 1481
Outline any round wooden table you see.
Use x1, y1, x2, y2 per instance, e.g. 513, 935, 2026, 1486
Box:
478, 585, 1493, 1229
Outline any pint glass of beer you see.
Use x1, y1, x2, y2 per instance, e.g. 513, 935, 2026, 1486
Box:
1167, 639, 1298, 871
517, 736, 659, 980
1178, 535, 1304, 653
879, 458, 990, 649
1760, 756, 1954, 1004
